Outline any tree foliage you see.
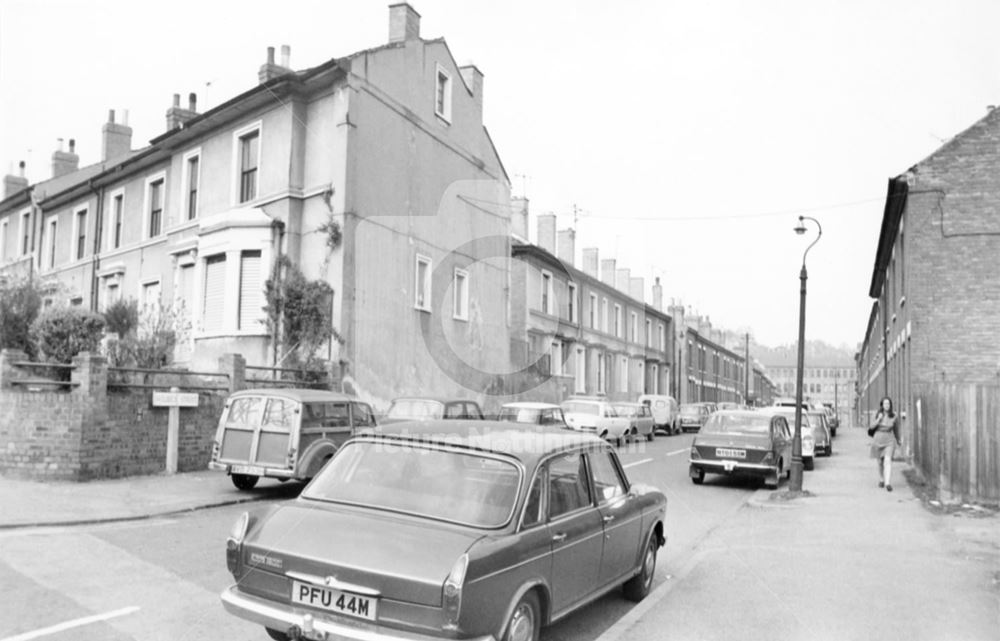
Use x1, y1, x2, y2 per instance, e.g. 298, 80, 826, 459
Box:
264, 257, 340, 367
0, 277, 43, 358
103, 298, 139, 337
30, 306, 106, 364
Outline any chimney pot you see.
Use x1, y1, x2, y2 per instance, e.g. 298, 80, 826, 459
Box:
267, 46, 275, 65
69, 139, 75, 153
537, 214, 557, 254
18, 160, 25, 176
280, 44, 290, 67
556, 228, 576, 267
188, 93, 197, 111
57, 137, 64, 152
108, 109, 115, 124
121, 108, 129, 126
173, 93, 181, 107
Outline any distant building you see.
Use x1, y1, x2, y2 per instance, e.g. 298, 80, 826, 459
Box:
766, 363, 855, 423
0, 4, 511, 410
667, 305, 747, 405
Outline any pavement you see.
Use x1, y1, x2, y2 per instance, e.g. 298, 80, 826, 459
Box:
1, 426, 997, 640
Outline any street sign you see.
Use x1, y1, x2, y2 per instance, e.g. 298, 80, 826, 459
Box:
152, 391, 199, 407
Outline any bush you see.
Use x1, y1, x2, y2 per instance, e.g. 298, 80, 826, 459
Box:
0, 277, 43, 358
103, 298, 139, 337
30, 306, 106, 364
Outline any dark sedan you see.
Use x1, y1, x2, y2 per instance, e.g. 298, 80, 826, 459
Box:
688, 409, 793, 489
221, 421, 668, 641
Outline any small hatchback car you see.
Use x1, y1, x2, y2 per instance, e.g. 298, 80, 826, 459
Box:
220, 421, 668, 641
209, 388, 377, 490
688, 409, 793, 488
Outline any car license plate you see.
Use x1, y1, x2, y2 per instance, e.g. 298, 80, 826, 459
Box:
231, 464, 264, 475
291, 581, 377, 621
715, 448, 746, 459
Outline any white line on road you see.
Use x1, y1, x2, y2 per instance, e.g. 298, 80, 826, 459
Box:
666, 448, 688, 457
1, 606, 140, 641
622, 458, 653, 469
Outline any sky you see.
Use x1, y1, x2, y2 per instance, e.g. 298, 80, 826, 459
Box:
2, 0, 999, 350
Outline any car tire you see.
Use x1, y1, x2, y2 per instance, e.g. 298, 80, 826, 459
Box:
690, 466, 705, 485
265, 628, 290, 641
502, 591, 540, 641
615, 436, 623, 447
646, 430, 654, 442
623, 535, 657, 602
804, 456, 815, 471
231, 473, 259, 491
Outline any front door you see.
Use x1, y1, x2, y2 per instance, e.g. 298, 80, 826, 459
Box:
545, 452, 602, 613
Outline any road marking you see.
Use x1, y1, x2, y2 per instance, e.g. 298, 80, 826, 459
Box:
622, 458, 653, 469
666, 448, 688, 457
1, 606, 139, 641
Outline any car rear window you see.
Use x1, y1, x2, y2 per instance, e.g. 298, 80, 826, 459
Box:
561, 402, 599, 415
302, 402, 350, 428
702, 414, 771, 435
613, 405, 637, 417
387, 399, 444, 420
498, 407, 540, 423
303, 442, 521, 528
679, 404, 701, 415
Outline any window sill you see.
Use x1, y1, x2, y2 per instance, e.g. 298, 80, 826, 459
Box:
414, 306, 431, 313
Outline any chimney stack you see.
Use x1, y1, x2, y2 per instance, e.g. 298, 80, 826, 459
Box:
389, 3, 421, 43
556, 228, 575, 267
600, 258, 616, 286
537, 214, 556, 254
629, 277, 644, 303
459, 64, 484, 116
259, 45, 293, 84
582, 248, 599, 279
510, 197, 529, 240
615, 267, 630, 294
51, 138, 79, 178
102, 109, 133, 161
652, 277, 663, 311
3, 161, 28, 199
166, 93, 199, 131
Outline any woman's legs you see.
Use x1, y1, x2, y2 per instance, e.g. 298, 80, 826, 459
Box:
882, 450, 893, 489
877, 457, 885, 486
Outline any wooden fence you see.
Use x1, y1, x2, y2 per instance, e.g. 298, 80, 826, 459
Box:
913, 383, 1000, 505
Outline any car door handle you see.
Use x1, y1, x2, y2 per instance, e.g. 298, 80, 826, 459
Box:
602, 515, 615, 523
551, 533, 567, 543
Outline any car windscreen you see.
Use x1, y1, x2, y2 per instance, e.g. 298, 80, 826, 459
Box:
498, 407, 540, 423
613, 405, 637, 417
702, 414, 771, 435
303, 441, 521, 528
561, 402, 599, 415
386, 399, 444, 420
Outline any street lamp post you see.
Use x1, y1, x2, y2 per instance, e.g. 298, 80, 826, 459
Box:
790, 215, 822, 492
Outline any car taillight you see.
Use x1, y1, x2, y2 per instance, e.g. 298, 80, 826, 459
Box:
442, 553, 468, 631
286, 447, 297, 468
226, 512, 250, 574
211, 440, 220, 459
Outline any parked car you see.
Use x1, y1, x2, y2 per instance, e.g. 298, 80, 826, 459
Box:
637, 394, 679, 434
678, 403, 712, 433
560, 397, 632, 446
209, 388, 378, 490
383, 397, 485, 423
688, 409, 793, 488
613, 402, 656, 442
716, 402, 741, 411
497, 402, 568, 429
770, 407, 820, 469
220, 421, 668, 641
822, 403, 840, 436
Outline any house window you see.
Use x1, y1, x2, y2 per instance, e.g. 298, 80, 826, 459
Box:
614, 304, 622, 338
415, 254, 432, 311
74, 207, 87, 260
45, 217, 57, 269
435, 65, 452, 122
646, 319, 652, 347
597, 352, 605, 394
238, 128, 260, 203
630, 312, 638, 343
659, 323, 666, 350
602, 298, 609, 333
110, 192, 124, 249
550, 341, 562, 376
568, 283, 578, 323
185, 152, 200, 220
147, 176, 164, 238
589, 293, 597, 329
620, 356, 629, 392
104, 282, 119, 310
540, 271, 553, 314
239, 250, 263, 330
19, 210, 30, 256
203, 254, 227, 332
453, 268, 469, 320
575, 347, 586, 394
142, 280, 161, 311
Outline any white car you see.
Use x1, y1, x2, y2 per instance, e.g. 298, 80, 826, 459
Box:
637, 394, 679, 434
613, 402, 656, 442
560, 398, 631, 446
770, 407, 818, 470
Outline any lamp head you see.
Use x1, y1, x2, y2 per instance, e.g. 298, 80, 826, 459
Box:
794, 216, 806, 235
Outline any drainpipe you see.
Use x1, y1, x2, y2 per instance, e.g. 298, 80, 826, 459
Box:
88, 179, 105, 311
270, 218, 286, 370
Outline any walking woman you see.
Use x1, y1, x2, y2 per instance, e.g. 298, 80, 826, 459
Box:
868, 396, 901, 491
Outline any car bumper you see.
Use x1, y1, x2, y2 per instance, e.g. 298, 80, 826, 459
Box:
221, 585, 495, 641
208, 461, 296, 479
689, 459, 776, 477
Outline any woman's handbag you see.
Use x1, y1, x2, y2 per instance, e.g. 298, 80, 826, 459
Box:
867, 426, 877, 437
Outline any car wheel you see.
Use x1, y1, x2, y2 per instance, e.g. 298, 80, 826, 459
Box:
646, 430, 654, 442
690, 466, 705, 485
502, 591, 540, 641
623, 535, 657, 602
615, 436, 623, 447
265, 628, 290, 641
804, 456, 815, 471
764, 466, 780, 489
231, 473, 259, 491
831, 428, 837, 437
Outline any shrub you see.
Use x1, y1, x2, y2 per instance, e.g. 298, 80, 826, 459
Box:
264, 258, 341, 367
103, 298, 139, 337
30, 306, 106, 364
0, 277, 43, 358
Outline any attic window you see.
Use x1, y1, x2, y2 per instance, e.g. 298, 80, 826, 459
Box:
435, 65, 452, 123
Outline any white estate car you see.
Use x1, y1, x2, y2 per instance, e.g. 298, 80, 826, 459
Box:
560, 397, 631, 446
